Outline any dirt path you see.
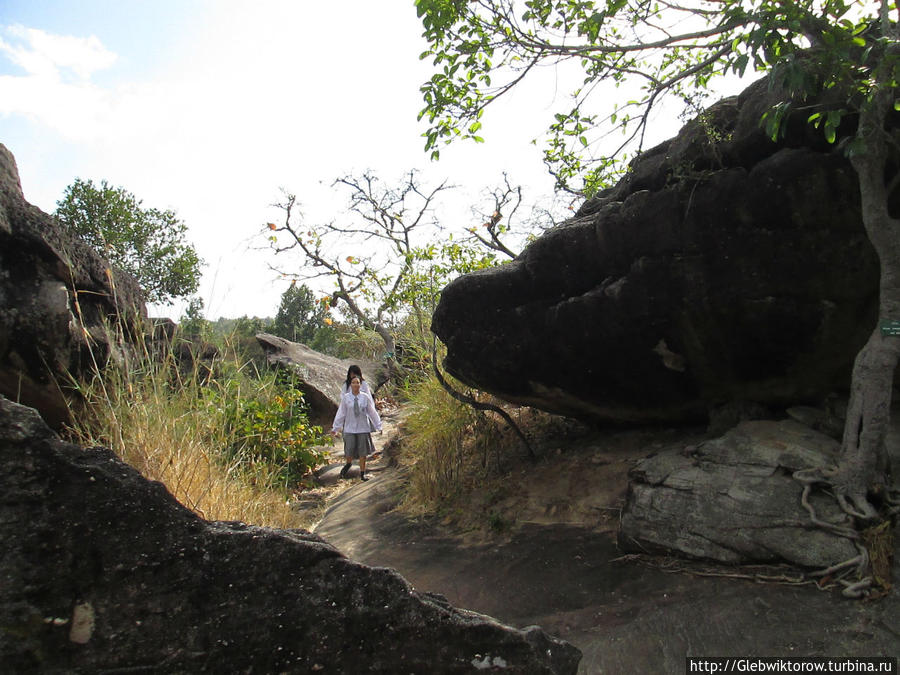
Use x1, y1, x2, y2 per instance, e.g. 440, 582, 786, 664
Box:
312, 416, 900, 673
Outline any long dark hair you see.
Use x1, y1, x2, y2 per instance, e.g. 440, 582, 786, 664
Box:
345, 365, 364, 389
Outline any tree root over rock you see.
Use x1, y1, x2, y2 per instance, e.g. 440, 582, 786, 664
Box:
793, 468, 895, 599
610, 554, 815, 587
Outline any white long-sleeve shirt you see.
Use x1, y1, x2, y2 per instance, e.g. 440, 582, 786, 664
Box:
332, 390, 382, 434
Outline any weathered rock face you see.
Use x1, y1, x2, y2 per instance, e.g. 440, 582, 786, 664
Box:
256, 333, 386, 424
0, 144, 146, 429
431, 78, 881, 424
618, 419, 857, 567
0, 396, 580, 673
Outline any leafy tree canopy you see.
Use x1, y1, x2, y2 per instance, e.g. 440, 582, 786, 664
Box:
417, 0, 885, 196
179, 296, 210, 338
56, 178, 203, 305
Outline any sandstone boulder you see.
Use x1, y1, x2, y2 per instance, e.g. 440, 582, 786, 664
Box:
431, 78, 881, 424
256, 333, 386, 424
0, 144, 146, 429
0, 396, 580, 673
618, 419, 858, 567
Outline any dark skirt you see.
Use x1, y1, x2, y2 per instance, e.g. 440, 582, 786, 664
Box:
343, 432, 375, 459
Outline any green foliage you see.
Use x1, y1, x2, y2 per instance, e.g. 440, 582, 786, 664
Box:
307, 324, 339, 356
179, 296, 211, 338
488, 510, 510, 533
205, 377, 330, 488
398, 371, 513, 516
199, 316, 276, 375
271, 282, 335, 348
333, 323, 386, 360
213, 315, 273, 339
416, 0, 890, 194
394, 236, 502, 354
55, 178, 203, 305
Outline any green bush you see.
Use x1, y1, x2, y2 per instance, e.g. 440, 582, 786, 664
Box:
205, 376, 330, 488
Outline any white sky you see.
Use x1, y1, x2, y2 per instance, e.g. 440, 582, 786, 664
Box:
0, 1, 570, 320
0, 1, 743, 320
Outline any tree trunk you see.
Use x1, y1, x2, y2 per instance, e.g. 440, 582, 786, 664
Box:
837, 327, 899, 514
837, 86, 900, 516
374, 322, 406, 382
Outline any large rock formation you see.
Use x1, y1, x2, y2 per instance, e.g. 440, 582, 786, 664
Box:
256, 333, 386, 424
0, 396, 580, 673
0, 144, 146, 429
431, 78, 882, 424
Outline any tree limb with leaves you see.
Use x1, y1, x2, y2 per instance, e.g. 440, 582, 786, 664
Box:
417, 0, 900, 593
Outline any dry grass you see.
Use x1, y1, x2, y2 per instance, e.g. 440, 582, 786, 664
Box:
395, 374, 511, 518
65, 335, 305, 530
396, 375, 473, 512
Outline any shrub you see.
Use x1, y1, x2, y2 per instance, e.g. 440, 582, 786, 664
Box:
64, 325, 328, 527
206, 376, 330, 488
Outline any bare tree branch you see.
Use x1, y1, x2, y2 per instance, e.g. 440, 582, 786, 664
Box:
264, 173, 455, 377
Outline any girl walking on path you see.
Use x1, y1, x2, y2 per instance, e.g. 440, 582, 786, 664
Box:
340, 364, 376, 455
331, 375, 382, 481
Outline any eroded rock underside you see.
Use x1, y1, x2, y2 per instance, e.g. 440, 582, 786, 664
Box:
0, 397, 580, 673
432, 77, 885, 424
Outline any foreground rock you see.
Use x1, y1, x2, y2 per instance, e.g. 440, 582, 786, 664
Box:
431, 77, 880, 424
0, 397, 579, 673
0, 144, 146, 429
256, 333, 386, 423
618, 420, 857, 567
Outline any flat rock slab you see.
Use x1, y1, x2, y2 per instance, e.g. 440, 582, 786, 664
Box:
619, 419, 857, 567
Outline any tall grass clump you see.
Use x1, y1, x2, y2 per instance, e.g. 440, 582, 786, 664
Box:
65, 327, 329, 529
398, 373, 503, 515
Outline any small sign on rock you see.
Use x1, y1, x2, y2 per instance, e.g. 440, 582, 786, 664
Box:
880, 319, 900, 337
